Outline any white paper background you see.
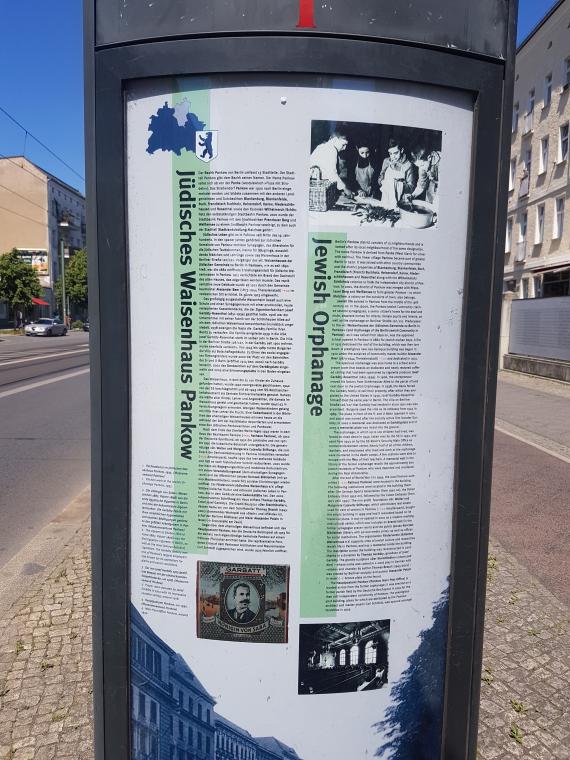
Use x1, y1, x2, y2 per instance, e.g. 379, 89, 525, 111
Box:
127, 76, 473, 759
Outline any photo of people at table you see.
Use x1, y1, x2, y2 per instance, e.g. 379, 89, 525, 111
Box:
309, 119, 442, 228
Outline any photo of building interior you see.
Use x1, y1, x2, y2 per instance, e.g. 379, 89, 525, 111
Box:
298, 620, 390, 695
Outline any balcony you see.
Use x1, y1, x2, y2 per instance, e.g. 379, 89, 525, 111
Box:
523, 111, 534, 134
515, 241, 527, 262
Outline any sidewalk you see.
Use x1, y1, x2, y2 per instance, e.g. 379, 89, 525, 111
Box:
478, 539, 569, 759
0, 509, 568, 759
0, 519, 93, 760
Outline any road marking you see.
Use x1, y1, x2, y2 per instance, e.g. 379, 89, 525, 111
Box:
0, 368, 90, 399
0, 348, 89, 367
495, 423, 570, 465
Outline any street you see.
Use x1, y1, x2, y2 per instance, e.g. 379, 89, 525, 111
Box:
0, 332, 90, 567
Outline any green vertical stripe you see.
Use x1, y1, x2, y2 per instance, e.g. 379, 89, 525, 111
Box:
300, 232, 347, 617
172, 86, 211, 554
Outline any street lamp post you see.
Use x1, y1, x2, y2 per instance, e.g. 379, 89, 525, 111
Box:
59, 237, 67, 325
58, 221, 69, 326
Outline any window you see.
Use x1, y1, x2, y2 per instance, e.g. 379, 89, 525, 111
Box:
133, 634, 146, 666
520, 212, 528, 240
198, 703, 202, 721
539, 136, 549, 174
524, 147, 532, 177
188, 726, 193, 744
554, 196, 565, 238
519, 150, 531, 197
178, 719, 183, 739
206, 737, 211, 755
524, 89, 534, 132
197, 733, 202, 751
350, 644, 359, 665
339, 650, 346, 666
508, 158, 516, 190
152, 649, 162, 678
145, 643, 161, 676
543, 269, 570, 297
522, 278, 529, 299
178, 690, 183, 707
534, 275, 543, 298
150, 701, 157, 724
365, 641, 376, 664
138, 692, 146, 718
206, 708, 210, 725
559, 124, 569, 162
505, 218, 513, 253
544, 73, 552, 107
564, 57, 570, 89
516, 212, 527, 262
512, 102, 519, 133
188, 698, 193, 715
536, 204, 545, 244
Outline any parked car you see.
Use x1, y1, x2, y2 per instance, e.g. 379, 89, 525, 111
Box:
83, 319, 89, 332
25, 318, 68, 337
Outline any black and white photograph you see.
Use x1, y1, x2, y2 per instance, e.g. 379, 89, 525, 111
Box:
298, 620, 390, 695
309, 120, 442, 228
131, 605, 304, 760
197, 561, 289, 643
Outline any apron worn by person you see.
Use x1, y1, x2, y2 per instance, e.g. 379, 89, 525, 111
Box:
355, 163, 375, 196
380, 163, 405, 209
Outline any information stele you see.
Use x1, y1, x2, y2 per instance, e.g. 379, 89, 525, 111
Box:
86, 2, 517, 759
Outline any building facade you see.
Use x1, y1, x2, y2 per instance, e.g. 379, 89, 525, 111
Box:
0, 156, 86, 321
131, 606, 303, 760
505, 0, 570, 299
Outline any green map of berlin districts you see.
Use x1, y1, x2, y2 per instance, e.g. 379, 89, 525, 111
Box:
147, 98, 206, 156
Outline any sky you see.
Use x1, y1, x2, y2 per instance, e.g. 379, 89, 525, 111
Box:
0, 0, 85, 194
0, 0, 559, 198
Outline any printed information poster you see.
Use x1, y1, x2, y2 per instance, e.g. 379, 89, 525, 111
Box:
127, 74, 473, 760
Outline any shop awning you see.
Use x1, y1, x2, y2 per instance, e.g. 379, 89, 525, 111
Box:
31, 297, 50, 306
525, 264, 570, 275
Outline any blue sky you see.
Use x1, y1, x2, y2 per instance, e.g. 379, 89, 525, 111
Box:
0, 0, 558, 196
0, 0, 84, 193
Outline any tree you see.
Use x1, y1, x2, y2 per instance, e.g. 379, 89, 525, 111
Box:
0, 249, 42, 328
375, 584, 450, 759
54, 248, 88, 316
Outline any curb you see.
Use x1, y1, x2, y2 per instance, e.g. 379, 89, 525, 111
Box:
0, 487, 90, 620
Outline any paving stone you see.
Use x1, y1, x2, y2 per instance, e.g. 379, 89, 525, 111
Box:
0, 521, 93, 760
477, 539, 570, 759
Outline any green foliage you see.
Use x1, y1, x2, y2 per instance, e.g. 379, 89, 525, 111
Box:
510, 699, 527, 715
71, 320, 84, 330
55, 248, 88, 311
0, 250, 41, 317
509, 723, 524, 744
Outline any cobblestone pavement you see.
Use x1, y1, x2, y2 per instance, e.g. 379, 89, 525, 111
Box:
0, 520, 93, 760
477, 539, 570, 759
0, 518, 568, 758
